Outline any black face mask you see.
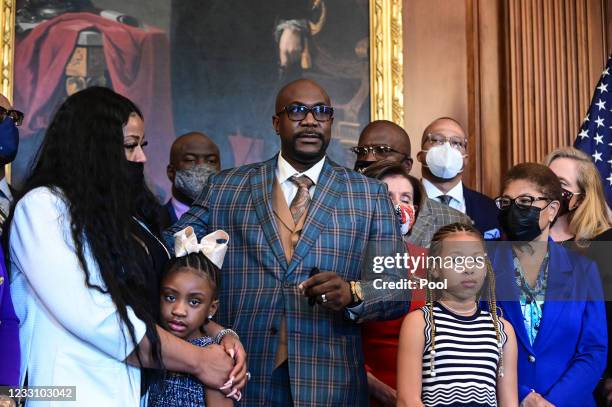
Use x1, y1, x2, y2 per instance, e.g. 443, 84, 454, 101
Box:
498, 204, 545, 241
556, 188, 580, 218
354, 160, 376, 173
126, 160, 145, 186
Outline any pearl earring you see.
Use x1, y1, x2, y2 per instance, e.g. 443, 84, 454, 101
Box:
208, 315, 213, 320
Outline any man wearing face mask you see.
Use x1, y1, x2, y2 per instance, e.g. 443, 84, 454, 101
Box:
417, 117, 500, 239
353, 120, 471, 248
160, 132, 220, 230
0, 94, 22, 235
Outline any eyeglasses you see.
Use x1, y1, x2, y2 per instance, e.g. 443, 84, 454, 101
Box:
276, 104, 334, 122
495, 195, 552, 210
425, 133, 467, 151
561, 189, 583, 200
350, 145, 408, 159
0, 106, 24, 126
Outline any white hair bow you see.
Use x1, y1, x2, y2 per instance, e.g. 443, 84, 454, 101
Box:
173, 226, 229, 269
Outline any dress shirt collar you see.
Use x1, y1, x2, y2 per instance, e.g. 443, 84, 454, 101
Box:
170, 196, 190, 220
422, 178, 465, 206
276, 152, 326, 185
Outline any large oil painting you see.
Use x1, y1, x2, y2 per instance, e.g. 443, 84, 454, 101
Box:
0, 0, 403, 198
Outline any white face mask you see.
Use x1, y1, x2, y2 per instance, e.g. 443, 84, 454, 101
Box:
424, 142, 465, 179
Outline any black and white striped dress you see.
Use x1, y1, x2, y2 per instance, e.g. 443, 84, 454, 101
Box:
420, 302, 507, 407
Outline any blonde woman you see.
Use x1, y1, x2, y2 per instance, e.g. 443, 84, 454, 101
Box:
544, 147, 612, 243
545, 148, 612, 403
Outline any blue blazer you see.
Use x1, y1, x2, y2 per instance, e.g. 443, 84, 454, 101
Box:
463, 184, 500, 239
0, 247, 19, 385
490, 240, 607, 406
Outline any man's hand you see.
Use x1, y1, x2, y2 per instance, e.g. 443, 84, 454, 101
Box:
193, 344, 234, 391
220, 333, 249, 393
520, 392, 555, 407
367, 371, 397, 407
298, 271, 353, 311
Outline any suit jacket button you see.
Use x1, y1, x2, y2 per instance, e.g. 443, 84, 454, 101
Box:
270, 326, 278, 335
528, 355, 536, 363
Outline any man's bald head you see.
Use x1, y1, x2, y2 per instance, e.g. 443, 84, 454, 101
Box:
169, 131, 220, 170
167, 131, 221, 203
421, 117, 466, 146
358, 120, 411, 156
274, 78, 331, 112
272, 78, 333, 172
354, 120, 413, 172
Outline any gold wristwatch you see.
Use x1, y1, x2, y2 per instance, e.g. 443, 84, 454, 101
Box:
350, 281, 364, 305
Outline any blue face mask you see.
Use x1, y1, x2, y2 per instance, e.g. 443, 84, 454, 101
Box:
0, 117, 19, 163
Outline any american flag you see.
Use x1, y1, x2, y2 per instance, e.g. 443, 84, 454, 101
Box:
575, 54, 612, 207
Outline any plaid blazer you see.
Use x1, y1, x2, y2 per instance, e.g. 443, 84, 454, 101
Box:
406, 198, 473, 248
164, 156, 408, 406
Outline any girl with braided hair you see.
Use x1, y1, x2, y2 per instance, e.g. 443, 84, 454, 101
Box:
397, 222, 518, 407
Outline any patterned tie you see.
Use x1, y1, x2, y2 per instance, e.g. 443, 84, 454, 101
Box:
289, 175, 314, 224
438, 194, 453, 206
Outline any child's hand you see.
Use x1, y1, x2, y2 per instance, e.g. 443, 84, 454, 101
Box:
220, 334, 249, 392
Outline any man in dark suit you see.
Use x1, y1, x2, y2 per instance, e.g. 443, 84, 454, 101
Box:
159, 131, 220, 231
354, 120, 471, 248
164, 80, 407, 406
416, 117, 500, 239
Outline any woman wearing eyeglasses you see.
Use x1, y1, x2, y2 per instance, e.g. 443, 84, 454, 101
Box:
544, 147, 612, 244
489, 163, 607, 407
545, 148, 612, 404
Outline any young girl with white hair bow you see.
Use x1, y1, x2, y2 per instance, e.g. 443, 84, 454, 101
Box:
148, 226, 238, 406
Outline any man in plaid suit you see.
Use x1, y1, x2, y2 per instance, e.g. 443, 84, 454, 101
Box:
164, 79, 408, 406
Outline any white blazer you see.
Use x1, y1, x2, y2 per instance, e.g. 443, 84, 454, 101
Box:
9, 187, 147, 406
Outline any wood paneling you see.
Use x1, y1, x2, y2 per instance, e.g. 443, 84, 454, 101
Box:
403, 0, 469, 180
505, 0, 609, 169
405, 0, 610, 197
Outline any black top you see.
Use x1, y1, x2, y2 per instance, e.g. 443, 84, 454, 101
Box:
130, 217, 171, 320
130, 217, 171, 394
586, 228, 612, 375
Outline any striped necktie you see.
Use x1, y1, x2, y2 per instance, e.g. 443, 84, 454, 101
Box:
289, 175, 314, 224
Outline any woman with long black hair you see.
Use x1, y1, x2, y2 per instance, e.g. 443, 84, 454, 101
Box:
8, 87, 246, 406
